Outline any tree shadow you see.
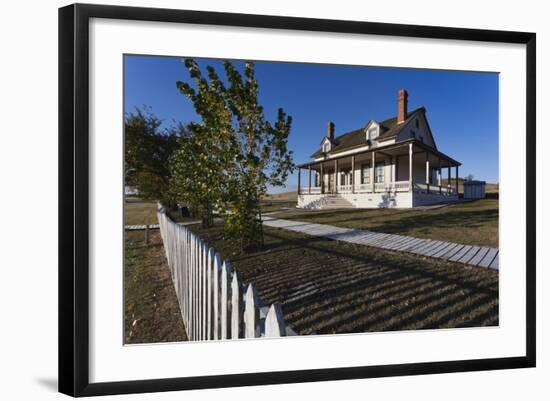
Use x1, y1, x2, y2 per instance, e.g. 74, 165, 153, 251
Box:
234, 229, 498, 335
188, 219, 498, 335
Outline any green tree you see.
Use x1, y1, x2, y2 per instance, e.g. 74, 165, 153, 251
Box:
169, 122, 229, 227
124, 107, 178, 201
174, 59, 294, 250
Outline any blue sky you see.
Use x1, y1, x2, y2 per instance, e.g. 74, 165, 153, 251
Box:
124, 55, 499, 191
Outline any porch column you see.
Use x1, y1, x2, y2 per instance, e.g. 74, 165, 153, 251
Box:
447, 165, 451, 190
371, 151, 376, 193
320, 163, 324, 194
425, 152, 430, 193
308, 166, 311, 194
351, 155, 355, 194
438, 157, 442, 194
334, 159, 338, 194
455, 165, 459, 194
408, 143, 413, 192
392, 155, 396, 190
297, 167, 301, 195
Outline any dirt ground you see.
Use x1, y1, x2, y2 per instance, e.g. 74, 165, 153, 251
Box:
124, 230, 187, 344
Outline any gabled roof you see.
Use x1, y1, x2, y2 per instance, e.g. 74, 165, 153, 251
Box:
311, 107, 425, 158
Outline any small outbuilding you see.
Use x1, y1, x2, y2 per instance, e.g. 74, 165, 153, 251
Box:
463, 180, 486, 199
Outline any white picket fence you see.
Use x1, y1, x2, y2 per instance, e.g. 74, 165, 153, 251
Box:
157, 205, 293, 341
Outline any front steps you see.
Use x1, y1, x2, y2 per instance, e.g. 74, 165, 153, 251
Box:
321, 195, 355, 209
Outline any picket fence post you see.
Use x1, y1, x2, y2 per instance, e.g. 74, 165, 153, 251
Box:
192, 236, 197, 341
174, 226, 180, 303
244, 284, 259, 338
186, 229, 191, 337
220, 261, 231, 339
202, 242, 208, 340
181, 227, 189, 331
201, 238, 204, 340
196, 236, 200, 341
212, 252, 221, 341
231, 272, 243, 339
265, 303, 286, 337
206, 247, 214, 340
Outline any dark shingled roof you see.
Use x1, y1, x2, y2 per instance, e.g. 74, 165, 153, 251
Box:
311, 107, 425, 158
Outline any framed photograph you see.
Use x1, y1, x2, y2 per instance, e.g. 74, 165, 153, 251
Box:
58, 3, 536, 397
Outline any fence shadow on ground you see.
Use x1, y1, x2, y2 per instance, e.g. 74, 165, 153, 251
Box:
201, 226, 499, 336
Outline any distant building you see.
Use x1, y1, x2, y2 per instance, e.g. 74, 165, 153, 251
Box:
125, 186, 139, 196
297, 89, 461, 209
463, 181, 486, 199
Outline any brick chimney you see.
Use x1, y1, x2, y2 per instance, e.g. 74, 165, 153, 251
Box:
327, 121, 335, 141
397, 89, 408, 124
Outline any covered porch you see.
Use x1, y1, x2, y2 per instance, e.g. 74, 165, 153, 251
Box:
297, 140, 461, 200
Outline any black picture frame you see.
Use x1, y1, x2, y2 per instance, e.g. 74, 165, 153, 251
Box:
59, 3, 536, 397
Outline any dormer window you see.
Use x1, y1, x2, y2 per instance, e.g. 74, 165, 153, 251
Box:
367, 127, 378, 141
322, 140, 331, 153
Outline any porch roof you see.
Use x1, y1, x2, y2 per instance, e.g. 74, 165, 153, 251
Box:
297, 138, 461, 169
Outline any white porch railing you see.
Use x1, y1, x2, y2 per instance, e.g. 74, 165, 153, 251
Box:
300, 181, 411, 194
394, 181, 410, 191
298, 181, 456, 195
356, 181, 411, 193
413, 182, 456, 194
337, 185, 353, 193
298, 186, 321, 194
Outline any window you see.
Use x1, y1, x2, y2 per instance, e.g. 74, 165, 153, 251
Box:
415, 118, 419, 129
375, 161, 385, 183
368, 127, 378, 140
322, 141, 330, 152
360, 163, 370, 184
340, 171, 347, 185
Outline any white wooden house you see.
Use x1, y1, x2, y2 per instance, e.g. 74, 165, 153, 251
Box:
296, 89, 461, 209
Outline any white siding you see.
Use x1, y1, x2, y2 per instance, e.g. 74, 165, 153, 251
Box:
396, 110, 436, 148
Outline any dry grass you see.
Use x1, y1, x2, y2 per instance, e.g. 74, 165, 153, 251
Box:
263, 191, 297, 202
276, 199, 498, 248
124, 198, 159, 225
124, 230, 187, 344
260, 191, 298, 212
190, 223, 498, 335
125, 198, 198, 225
440, 179, 499, 195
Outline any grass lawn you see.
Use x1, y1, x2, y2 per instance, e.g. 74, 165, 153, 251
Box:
189, 222, 498, 336
124, 230, 187, 344
124, 198, 159, 225
260, 200, 297, 213
261, 191, 298, 213
275, 199, 498, 248
439, 179, 499, 195
125, 198, 198, 225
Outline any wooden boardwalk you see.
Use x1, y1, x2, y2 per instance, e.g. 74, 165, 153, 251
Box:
125, 221, 201, 231
125, 224, 159, 231
262, 216, 499, 270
